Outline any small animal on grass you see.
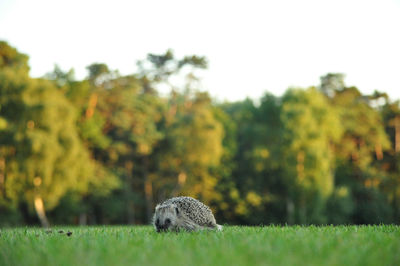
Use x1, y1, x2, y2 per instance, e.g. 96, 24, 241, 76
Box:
153, 196, 223, 232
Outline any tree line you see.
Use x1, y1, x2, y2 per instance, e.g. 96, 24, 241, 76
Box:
0, 41, 399, 226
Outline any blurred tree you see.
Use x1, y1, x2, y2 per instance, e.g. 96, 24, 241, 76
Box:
154, 92, 224, 206
209, 105, 239, 223
86, 63, 116, 87
220, 99, 258, 222
280, 87, 343, 224
220, 95, 285, 224
319, 73, 345, 97
0, 41, 29, 224
137, 49, 207, 83
137, 49, 207, 94
380, 98, 400, 222
137, 51, 223, 221
44, 64, 75, 88
0, 41, 29, 71
0, 42, 98, 226
43, 63, 119, 225
2, 40, 399, 226
330, 85, 391, 224
95, 75, 164, 223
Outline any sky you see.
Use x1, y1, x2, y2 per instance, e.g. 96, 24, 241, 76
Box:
1, 0, 399, 102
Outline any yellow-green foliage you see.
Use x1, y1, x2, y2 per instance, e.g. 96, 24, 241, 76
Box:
0, 42, 117, 213
280, 88, 342, 197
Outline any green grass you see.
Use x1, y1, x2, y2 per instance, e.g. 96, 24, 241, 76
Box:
0, 225, 399, 266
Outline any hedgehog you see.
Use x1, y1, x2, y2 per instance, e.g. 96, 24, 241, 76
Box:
152, 196, 222, 232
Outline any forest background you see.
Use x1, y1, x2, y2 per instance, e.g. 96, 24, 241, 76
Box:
1, 41, 399, 226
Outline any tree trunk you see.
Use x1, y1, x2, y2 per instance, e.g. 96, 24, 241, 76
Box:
79, 213, 87, 225
375, 143, 383, 160
395, 117, 400, 153
34, 195, 50, 228
299, 201, 307, 224
125, 161, 135, 224
143, 157, 153, 223
296, 151, 305, 183
144, 179, 153, 222
85, 93, 98, 119
172, 171, 187, 196
286, 198, 294, 225
0, 156, 5, 196
127, 201, 135, 224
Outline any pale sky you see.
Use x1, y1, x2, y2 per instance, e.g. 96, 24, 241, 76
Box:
1, 0, 399, 102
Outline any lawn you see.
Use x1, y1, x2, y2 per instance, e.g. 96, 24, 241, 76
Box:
0, 225, 399, 266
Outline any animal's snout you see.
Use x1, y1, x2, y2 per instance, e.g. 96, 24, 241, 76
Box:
156, 224, 169, 233
155, 218, 171, 232
156, 218, 172, 233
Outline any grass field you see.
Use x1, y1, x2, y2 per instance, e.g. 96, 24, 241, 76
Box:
0, 225, 399, 266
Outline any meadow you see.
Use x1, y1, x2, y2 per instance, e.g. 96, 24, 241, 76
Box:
0, 225, 399, 266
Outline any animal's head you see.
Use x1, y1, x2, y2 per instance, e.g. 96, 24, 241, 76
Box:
153, 204, 180, 232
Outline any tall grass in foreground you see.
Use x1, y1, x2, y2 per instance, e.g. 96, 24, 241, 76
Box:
0, 225, 399, 266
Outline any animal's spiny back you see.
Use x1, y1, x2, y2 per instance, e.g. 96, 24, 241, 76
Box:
160, 196, 216, 227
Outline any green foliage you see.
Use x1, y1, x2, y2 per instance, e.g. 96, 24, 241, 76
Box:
0, 42, 117, 225
0, 42, 399, 226
44, 65, 75, 88
0, 68, 93, 210
280, 88, 342, 223
326, 186, 355, 224
154, 92, 224, 206
0, 41, 29, 71
281, 88, 342, 175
